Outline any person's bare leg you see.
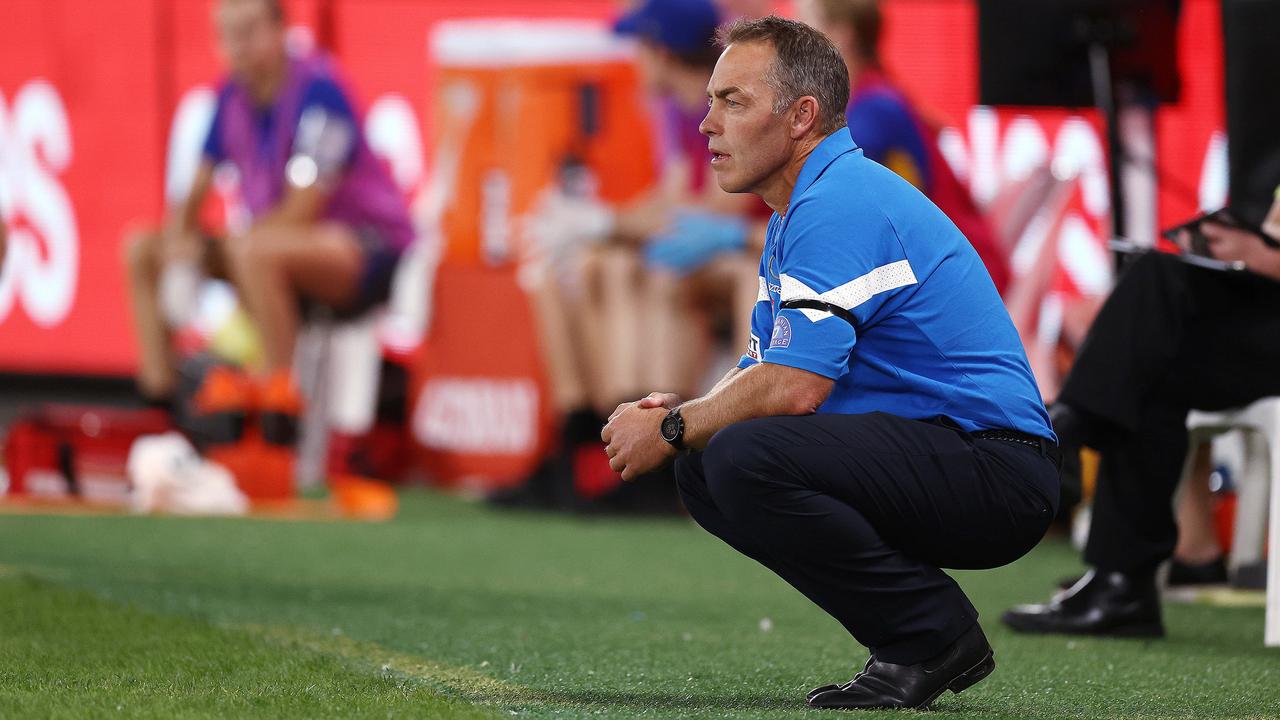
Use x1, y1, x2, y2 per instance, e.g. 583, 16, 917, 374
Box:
714, 252, 762, 360
123, 228, 176, 399
1174, 442, 1224, 564
652, 256, 761, 398
527, 267, 590, 414
576, 248, 614, 415
226, 223, 363, 374
642, 269, 691, 397
593, 246, 645, 409
662, 274, 713, 398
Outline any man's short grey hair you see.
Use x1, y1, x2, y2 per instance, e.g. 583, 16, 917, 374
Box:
716, 16, 850, 136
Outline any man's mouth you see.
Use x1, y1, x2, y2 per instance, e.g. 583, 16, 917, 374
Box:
710, 151, 729, 165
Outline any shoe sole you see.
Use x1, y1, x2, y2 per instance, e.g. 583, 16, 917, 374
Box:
915, 651, 995, 710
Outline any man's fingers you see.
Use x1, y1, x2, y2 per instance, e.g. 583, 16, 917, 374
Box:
609, 456, 625, 473
1199, 222, 1226, 241
620, 467, 635, 482
608, 403, 632, 422
1172, 228, 1193, 252
638, 392, 679, 410
604, 443, 617, 458
1200, 222, 1247, 244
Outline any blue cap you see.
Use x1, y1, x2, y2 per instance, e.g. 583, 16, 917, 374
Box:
613, 0, 722, 56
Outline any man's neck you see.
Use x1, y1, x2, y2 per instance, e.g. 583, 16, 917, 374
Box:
760, 133, 828, 216
249, 56, 288, 106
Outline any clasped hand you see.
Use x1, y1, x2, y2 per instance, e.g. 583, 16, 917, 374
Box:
600, 392, 682, 481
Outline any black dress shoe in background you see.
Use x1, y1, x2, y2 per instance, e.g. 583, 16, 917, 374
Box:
1001, 568, 1164, 637
1057, 555, 1230, 591
1166, 556, 1228, 586
806, 624, 994, 711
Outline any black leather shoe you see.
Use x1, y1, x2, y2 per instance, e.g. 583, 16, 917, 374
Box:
1167, 556, 1228, 587
1057, 555, 1229, 591
1001, 568, 1164, 637
806, 624, 995, 711
805, 656, 873, 703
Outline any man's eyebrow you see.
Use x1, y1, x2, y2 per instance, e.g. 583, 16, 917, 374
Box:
709, 86, 745, 100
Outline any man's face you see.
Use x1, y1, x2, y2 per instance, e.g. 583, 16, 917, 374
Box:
215, 0, 284, 91
699, 41, 794, 195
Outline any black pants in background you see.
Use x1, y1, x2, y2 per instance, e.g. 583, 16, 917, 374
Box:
1059, 252, 1280, 574
674, 412, 1058, 665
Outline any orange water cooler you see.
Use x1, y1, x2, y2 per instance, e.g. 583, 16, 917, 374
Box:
410, 19, 657, 490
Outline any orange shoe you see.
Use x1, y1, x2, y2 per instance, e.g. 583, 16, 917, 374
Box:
258, 370, 304, 447
208, 433, 295, 501
331, 474, 398, 521
192, 365, 255, 445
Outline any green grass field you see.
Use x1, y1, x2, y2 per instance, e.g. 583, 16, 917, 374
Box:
0, 490, 1276, 719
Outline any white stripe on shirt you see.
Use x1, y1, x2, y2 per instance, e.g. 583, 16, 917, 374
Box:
779, 260, 917, 323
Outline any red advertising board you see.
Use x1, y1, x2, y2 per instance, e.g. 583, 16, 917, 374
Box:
0, 0, 322, 376
0, 0, 165, 375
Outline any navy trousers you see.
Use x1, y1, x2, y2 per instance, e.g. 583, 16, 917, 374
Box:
675, 412, 1058, 665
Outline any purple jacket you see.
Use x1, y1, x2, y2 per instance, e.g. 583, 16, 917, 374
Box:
207, 54, 413, 254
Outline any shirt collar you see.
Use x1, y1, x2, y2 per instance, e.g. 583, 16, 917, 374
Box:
790, 129, 858, 205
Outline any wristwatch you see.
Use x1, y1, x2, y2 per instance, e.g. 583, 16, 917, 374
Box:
660, 407, 686, 450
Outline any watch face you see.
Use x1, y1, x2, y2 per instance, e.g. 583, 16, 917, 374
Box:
661, 414, 679, 441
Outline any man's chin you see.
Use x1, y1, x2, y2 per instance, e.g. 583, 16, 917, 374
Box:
713, 174, 750, 195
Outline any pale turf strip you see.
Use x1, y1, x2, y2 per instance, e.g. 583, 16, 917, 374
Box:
246, 622, 630, 714
247, 622, 530, 705
1162, 587, 1267, 608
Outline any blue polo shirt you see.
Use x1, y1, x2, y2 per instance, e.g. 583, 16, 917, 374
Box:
738, 130, 1053, 440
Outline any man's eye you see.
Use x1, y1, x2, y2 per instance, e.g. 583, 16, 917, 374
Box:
725, 99, 740, 108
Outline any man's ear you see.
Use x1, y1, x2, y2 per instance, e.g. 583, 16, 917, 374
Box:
789, 96, 821, 139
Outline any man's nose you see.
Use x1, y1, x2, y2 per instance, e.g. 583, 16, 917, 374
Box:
699, 109, 718, 137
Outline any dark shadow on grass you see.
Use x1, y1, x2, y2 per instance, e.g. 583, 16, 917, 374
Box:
509, 686, 798, 713
515, 687, 1003, 715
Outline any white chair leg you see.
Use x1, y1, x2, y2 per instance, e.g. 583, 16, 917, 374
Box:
326, 312, 381, 435
1187, 399, 1280, 647
1231, 431, 1270, 572
294, 320, 332, 491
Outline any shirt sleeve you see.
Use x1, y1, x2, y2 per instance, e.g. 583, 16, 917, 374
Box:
761, 195, 918, 379
200, 84, 231, 165
291, 76, 358, 184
